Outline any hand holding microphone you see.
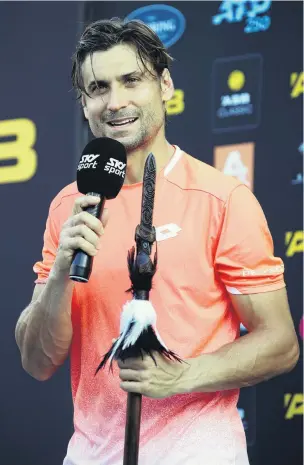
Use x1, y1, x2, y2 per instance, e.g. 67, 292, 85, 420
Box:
53, 137, 127, 282
53, 195, 108, 274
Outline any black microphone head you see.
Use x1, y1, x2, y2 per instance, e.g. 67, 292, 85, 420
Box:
76, 137, 127, 199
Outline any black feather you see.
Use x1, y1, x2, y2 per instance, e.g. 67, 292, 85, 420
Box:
95, 324, 183, 374
126, 246, 157, 295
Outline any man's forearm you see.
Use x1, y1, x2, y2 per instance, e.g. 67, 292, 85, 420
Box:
181, 329, 299, 394
15, 268, 74, 381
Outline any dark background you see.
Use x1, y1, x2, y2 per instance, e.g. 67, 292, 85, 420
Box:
0, 2, 302, 465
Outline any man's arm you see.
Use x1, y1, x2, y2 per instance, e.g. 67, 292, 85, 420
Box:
181, 287, 300, 393
118, 287, 300, 398
15, 195, 106, 382
15, 275, 74, 381
118, 186, 299, 397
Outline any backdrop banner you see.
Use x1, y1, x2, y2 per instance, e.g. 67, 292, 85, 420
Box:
0, 2, 81, 465
0, 2, 302, 465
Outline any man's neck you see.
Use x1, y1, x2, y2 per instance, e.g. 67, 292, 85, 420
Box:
124, 135, 174, 185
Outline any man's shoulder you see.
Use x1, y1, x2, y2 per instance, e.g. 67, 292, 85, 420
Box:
171, 149, 242, 203
49, 181, 80, 213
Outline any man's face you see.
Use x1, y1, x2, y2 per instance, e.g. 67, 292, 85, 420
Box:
81, 44, 173, 151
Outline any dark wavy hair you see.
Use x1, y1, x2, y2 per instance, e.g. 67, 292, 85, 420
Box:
71, 18, 174, 98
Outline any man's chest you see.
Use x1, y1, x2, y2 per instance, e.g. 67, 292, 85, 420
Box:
87, 191, 219, 297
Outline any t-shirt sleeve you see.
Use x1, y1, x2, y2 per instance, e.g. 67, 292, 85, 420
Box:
215, 184, 285, 294
33, 208, 59, 284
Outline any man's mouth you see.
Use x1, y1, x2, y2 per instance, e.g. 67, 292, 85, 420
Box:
107, 118, 138, 127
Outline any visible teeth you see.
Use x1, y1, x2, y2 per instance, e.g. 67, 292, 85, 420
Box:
109, 118, 136, 126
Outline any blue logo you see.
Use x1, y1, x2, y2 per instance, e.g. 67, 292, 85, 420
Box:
126, 4, 186, 47
212, 1, 272, 34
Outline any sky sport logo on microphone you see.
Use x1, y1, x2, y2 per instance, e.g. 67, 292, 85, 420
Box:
104, 157, 126, 178
77, 154, 100, 171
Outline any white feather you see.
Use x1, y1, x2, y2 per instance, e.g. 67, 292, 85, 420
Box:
108, 300, 168, 363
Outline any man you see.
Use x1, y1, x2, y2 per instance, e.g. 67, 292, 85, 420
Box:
15, 18, 299, 465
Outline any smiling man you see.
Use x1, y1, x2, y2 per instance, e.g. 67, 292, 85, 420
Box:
75, 25, 177, 185
15, 18, 299, 465
82, 50, 165, 149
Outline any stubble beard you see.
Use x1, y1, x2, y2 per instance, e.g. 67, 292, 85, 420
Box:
90, 110, 162, 154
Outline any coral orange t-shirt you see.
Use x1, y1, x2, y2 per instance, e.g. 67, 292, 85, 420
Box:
34, 147, 285, 465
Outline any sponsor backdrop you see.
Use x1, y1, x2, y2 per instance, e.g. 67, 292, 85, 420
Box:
0, 2, 81, 465
0, 2, 302, 465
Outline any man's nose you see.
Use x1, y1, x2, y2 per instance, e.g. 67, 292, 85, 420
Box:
107, 87, 128, 112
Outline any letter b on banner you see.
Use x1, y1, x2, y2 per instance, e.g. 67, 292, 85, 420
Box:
0, 118, 37, 184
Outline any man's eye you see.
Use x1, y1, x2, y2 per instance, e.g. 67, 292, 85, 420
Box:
126, 77, 139, 84
90, 85, 107, 94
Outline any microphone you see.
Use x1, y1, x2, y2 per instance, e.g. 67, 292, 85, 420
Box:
69, 137, 127, 282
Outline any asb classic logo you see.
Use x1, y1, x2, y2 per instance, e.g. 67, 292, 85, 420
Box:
212, 54, 263, 133
214, 142, 255, 190
126, 4, 186, 47
212, 0, 272, 34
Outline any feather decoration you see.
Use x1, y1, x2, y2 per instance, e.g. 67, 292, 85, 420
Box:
95, 152, 182, 374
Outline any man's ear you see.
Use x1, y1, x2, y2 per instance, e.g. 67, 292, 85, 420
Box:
160, 68, 174, 103
81, 95, 89, 120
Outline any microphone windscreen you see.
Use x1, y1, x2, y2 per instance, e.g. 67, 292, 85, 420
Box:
76, 137, 127, 199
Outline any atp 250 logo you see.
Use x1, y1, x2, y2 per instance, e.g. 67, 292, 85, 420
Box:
0, 118, 38, 184
212, 1, 272, 33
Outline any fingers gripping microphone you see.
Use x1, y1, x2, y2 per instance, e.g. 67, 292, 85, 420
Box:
69, 137, 127, 282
